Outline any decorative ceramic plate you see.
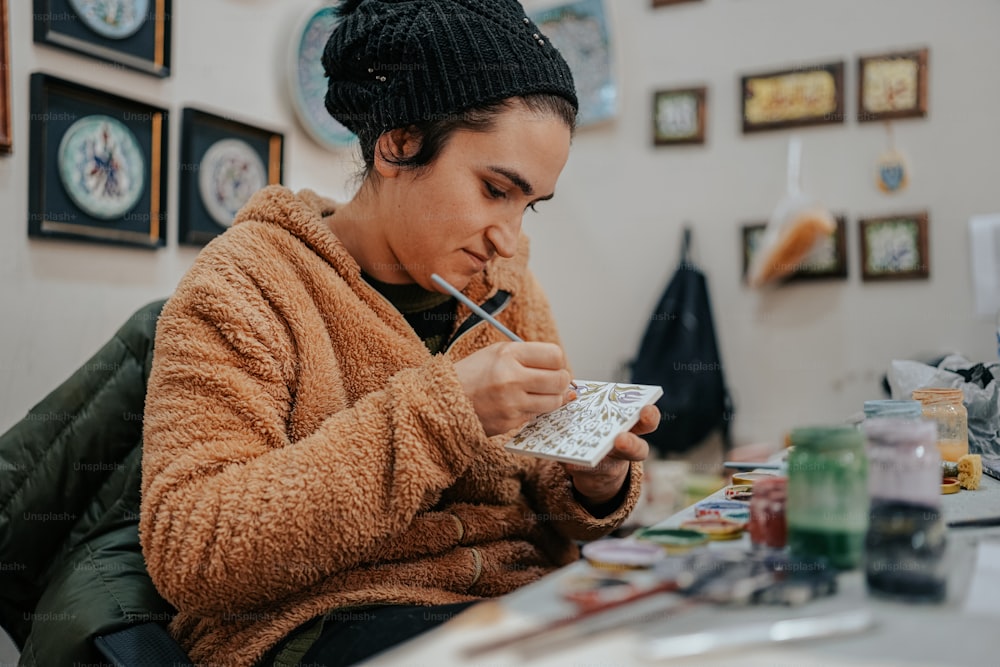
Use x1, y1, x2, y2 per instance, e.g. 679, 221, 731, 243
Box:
197, 138, 266, 228
57, 114, 145, 220
69, 0, 150, 40
288, 6, 357, 150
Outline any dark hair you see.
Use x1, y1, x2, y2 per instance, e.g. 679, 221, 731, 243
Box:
356, 94, 577, 182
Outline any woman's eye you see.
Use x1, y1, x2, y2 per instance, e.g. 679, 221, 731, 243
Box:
526, 202, 539, 213
485, 182, 506, 199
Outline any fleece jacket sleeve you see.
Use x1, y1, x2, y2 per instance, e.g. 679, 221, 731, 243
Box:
140, 271, 487, 617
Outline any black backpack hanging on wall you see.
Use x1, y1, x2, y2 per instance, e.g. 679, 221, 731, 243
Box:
629, 227, 733, 455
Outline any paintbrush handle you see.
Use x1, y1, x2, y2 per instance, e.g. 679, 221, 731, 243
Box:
430, 273, 524, 342
724, 461, 783, 470
947, 516, 1000, 528
461, 580, 678, 657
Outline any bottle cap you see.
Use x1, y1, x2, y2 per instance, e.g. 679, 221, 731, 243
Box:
863, 399, 923, 420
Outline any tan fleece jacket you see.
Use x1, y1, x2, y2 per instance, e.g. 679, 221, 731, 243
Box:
140, 186, 641, 666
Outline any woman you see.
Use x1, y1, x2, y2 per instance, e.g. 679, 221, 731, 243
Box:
140, 1, 658, 665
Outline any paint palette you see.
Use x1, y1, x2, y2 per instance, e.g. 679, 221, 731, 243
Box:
504, 380, 663, 467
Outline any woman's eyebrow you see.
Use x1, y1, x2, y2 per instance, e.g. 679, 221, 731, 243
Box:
487, 166, 536, 197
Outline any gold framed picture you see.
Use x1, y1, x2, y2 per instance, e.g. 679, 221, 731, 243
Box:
858, 48, 928, 122
859, 212, 930, 281
652, 87, 706, 146
741, 62, 845, 133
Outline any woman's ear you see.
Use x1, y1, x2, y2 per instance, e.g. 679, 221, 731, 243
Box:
373, 127, 421, 179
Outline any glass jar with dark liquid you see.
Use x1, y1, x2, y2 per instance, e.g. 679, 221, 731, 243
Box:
863, 417, 947, 602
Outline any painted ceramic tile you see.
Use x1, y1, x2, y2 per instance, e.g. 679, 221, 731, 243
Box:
505, 381, 663, 467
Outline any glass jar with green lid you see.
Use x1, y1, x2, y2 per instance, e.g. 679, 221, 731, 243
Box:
911, 388, 968, 462
787, 426, 868, 570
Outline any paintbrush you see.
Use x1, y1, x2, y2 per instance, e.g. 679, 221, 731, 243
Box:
431, 273, 524, 342
430, 273, 577, 390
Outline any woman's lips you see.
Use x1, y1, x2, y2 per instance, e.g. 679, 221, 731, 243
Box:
464, 249, 487, 271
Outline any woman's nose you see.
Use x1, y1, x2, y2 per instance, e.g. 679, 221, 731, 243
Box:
487, 215, 521, 259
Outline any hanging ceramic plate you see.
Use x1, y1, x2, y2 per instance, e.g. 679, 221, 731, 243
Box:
876, 148, 909, 194
288, 5, 357, 150
198, 138, 267, 228
69, 0, 150, 40
57, 114, 145, 220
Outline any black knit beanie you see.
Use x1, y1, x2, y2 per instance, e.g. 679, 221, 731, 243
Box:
322, 0, 578, 149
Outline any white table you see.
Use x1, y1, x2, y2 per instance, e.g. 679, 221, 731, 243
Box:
365, 476, 1000, 667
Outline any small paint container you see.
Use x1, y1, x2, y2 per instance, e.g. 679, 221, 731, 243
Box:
748, 476, 788, 549
732, 471, 779, 486
559, 573, 638, 610
634, 528, 709, 554
724, 484, 754, 501
582, 538, 666, 570
694, 500, 750, 525
941, 477, 961, 495
680, 517, 745, 541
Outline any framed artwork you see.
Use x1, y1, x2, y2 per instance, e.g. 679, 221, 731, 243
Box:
0, 0, 11, 154
859, 212, 929, 281
531, 0, 616, 129
33, 0, 172, 78
741, 62, 845, 133
28, 73, 168, 248
288, 5, 356, 150
858, 48, 928, 122
653, 87, 706, 146
742, 216, 848, 284
179, 108, 284, 246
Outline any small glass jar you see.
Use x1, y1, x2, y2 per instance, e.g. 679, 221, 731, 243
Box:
786, 426, 868, 570
863, 417, 947, 603
911, 388, 968, 462
748, 475, 787, 549
863, 400, 923, 421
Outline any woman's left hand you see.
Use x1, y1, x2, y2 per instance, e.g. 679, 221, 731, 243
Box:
563, 404, 659, 508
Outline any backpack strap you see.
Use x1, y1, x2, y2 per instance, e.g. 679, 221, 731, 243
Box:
680, 225, 693, 267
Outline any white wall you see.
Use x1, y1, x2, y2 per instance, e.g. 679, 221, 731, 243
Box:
1, 0, 998, 451
524, 0, 1000, 446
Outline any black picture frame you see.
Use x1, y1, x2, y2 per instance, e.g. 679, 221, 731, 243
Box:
33, 0, 172, 78
741, 216, 848, 284
178, 107, 284, 246
28, 73, 168, 248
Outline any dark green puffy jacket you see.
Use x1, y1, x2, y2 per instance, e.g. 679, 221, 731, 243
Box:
0, 300, 178, 665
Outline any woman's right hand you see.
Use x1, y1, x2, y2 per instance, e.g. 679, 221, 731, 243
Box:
453, 341, 575, 437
